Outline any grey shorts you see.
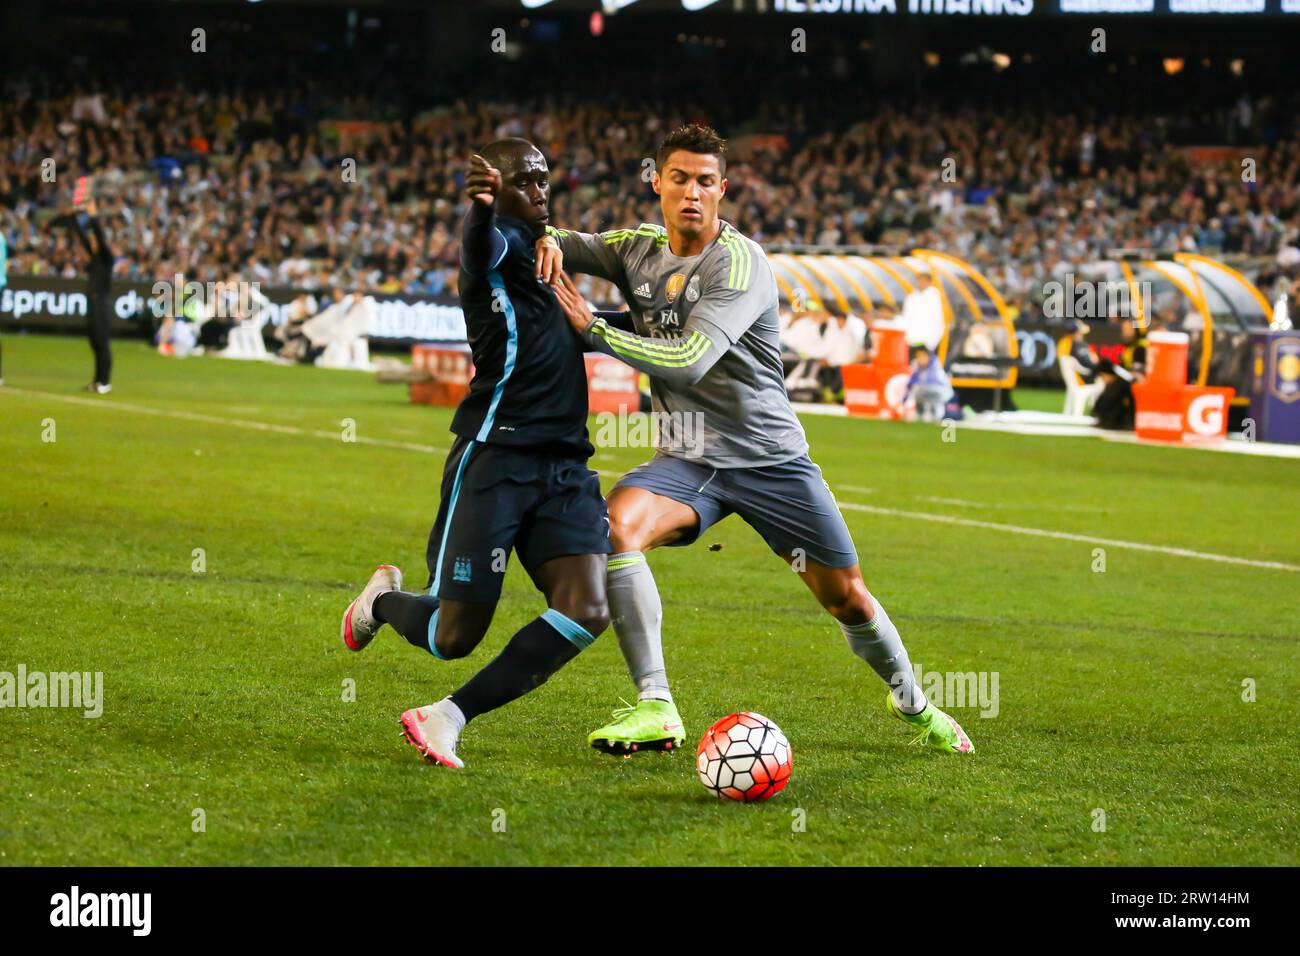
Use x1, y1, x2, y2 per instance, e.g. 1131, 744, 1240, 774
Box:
614, 452, 859, 568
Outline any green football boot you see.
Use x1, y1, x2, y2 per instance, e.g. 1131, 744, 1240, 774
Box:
886, 692, 974, 753
588, 698, 686, 755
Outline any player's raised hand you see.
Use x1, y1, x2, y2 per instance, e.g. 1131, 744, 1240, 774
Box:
552, 270, 596, 335
535, 234, 563, 285
465, 154, 501, 206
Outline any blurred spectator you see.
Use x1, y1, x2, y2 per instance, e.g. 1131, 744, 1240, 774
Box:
1090, 320, 1150, 430
906, 346, 955, 422
901, 273, 945, 351
274, 292, 320, 361
2, 74, 1295, 312
1066, 320, 1098, 382
963, 320, 997, 359
822, 313, 869, 368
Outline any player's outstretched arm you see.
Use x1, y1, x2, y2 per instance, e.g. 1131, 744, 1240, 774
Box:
536, 227, 626, 286
553, 271, 726, 386
461, 154, 508, 275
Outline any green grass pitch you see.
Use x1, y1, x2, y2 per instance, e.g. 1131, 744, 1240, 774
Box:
1, 333, 1297, 866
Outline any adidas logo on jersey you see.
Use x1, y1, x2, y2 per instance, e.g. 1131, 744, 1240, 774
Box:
634, 283, 653, 299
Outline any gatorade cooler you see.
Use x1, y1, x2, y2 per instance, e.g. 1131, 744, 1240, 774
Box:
1132, 330, 1235, 443
1132, 384, 1235, 443
843, 322, 912, 420
1145, 330, 1190, 387
410, 344, 474, 406
872, 321, 910, 367
584, 353, 640, 415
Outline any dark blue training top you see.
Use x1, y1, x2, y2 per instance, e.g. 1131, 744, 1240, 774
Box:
451, 203, 593, 458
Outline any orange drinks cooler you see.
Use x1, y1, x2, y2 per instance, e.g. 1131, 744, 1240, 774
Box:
1132, 331, 1235, 443
410, 344, 474, 407
584, 353, 640, 415
843, 323, 911, 420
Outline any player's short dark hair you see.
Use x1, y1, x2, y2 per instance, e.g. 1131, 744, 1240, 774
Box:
480, 137, 542, 169
656, 125, 727, 176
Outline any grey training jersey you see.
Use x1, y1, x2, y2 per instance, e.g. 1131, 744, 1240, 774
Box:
550, 220, 808, 468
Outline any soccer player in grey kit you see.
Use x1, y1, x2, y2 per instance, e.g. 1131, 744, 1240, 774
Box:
540, 125, 974, 755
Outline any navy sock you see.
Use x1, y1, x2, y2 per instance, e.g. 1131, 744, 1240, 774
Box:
373, 591, 440, 651
449, 610, 595, 723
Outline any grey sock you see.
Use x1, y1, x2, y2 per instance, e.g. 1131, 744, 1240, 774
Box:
607, 551, 672, 703
841, 594, 927, 714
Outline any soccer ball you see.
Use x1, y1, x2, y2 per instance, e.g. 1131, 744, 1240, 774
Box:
696, 712, 792, 802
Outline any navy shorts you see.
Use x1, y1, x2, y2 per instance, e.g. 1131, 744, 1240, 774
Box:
614, 452, 858, 568
425, 436, 611, 603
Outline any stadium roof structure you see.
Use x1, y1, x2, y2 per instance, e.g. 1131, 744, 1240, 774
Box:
768, 249, 1274, 397
1062, 254, 1273, 400
769, 249, 1019, 390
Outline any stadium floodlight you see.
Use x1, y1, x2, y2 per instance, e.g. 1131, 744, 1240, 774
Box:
682, 0, 726, 9
520, 0, 556, 8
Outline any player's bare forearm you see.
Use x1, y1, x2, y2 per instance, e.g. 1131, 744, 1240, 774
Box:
535, 232, 563, 284
539, 227, 624, 285
551, 271, 719, 385
552, 270, 598, 335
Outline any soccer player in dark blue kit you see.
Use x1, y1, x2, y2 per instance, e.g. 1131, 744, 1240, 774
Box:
340, 140, 611, 768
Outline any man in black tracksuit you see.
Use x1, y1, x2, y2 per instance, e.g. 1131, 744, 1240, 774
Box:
69, 202, 114, 392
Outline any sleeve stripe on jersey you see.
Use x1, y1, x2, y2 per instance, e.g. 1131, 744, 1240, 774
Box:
598, 321, 706, 357
596, 322, 710, 360
596, 320, 712, 359
730, 230, 752, 291
603, 223, 667, 246
490, 227, 509, 271
603, 332, 710, 368
545, 225, 569, 238
592, 322, 711, 367
719, 228, 753, 291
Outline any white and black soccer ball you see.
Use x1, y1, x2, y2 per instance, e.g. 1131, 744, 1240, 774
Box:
696, 712, 792, 802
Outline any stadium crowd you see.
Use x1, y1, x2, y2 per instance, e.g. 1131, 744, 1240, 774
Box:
2, 76, 1298, 323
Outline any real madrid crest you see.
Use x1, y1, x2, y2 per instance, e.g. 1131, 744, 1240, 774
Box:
685, 274, 701, 303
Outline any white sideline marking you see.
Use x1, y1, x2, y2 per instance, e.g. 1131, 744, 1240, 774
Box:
1, 387, 447, 456
3, 385, 625, 477
836, 500, 1300, 573
1100, 430, 1300, 459
913, 494, 1105, 514
799, 401, 1300, 459
5, 386, 1295, 573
